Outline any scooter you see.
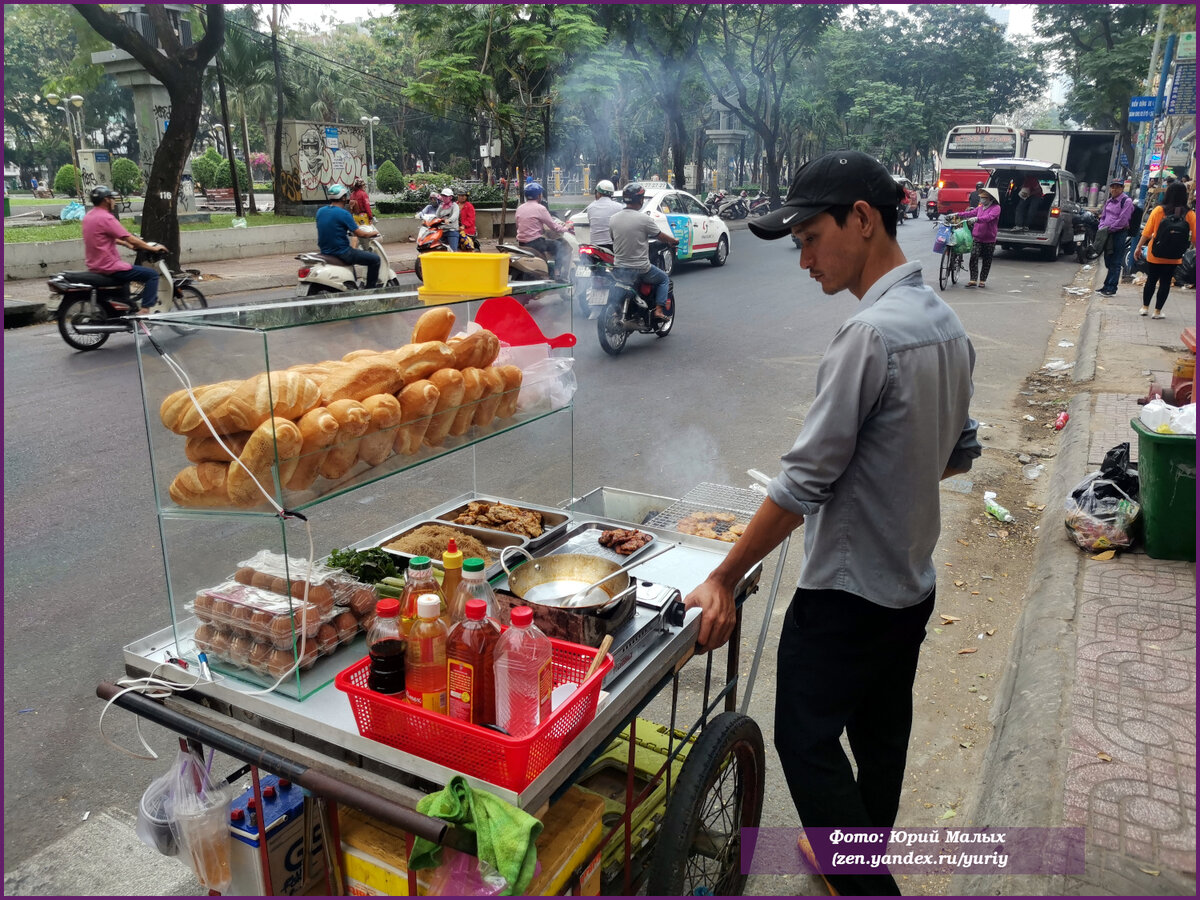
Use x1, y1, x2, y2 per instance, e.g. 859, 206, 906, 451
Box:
596, 239, 675, 356
412, 215, 479, 282
295, 230, 401, 295
572, 242, 616, 319
50, 245, 207, 352
703, 189, 728, 216
747, 190, 772, 216
496, 211, 578, 284
717, 191, 749, 220
1075, 210, 1101, 264
925, 198, 939, 220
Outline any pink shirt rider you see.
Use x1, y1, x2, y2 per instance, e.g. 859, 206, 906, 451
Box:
82, 206, 134, 273
515, 199, 567, 244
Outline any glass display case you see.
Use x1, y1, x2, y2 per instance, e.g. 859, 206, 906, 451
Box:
134, 285, 575, 699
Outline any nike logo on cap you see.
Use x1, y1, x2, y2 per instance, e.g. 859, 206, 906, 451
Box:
782, 212, 798, 224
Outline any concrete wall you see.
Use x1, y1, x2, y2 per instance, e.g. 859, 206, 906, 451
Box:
3, 211, 518, 280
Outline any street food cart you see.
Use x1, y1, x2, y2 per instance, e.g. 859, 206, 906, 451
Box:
101, 276, 790, 896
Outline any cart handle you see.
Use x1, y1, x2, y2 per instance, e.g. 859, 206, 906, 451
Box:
96, 681, 467, 848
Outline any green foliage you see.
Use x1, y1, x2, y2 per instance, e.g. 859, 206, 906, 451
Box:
191, 147, 223, 192
54, 164, 78, 196
111, 157, 143, 195
374, 160, 405, 194
214, 157, 251, 191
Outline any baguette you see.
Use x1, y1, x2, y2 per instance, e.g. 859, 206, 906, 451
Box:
448, 368, 486, 437
412, 308, 456, 344
286, 362, 339, 385
168, 462, 232, 508
283, 406, 340, 491
342, 348, 387, 363
227, 417, 304, 506
160, 380, 243, 437
319, 358, 403, 404
423, 368, 465, 447
224, 371, 321, 432
495, 364, 524, 418
318, 399, 371, 480
388, 341, 456, 386
184, 431, 252, 464
473, 366, 507, 428
446, 329, 501, 370
358, 393, 404, 466
393, 380, 440, 454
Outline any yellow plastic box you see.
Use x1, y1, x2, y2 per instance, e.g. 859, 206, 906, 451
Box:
417, 253, 510, 298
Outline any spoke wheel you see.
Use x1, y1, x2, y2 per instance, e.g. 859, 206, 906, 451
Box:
953, 251, 965, 283
597, 302, 628, 356
647, 712, 765, 897
938, 249, 953, 290
57, 296, 110, 351
166, 285, 207, 336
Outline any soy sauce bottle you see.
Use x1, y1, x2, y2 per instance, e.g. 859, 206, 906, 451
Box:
367, 597, 406, 695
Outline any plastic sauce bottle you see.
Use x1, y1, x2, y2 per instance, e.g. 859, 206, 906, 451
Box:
445, 598, 502, 725
441, 539, 464, 615
400, 556, 444, 634
448, 557, 499, 624
493, 606, 553, 737
367, 597, 406, 695
406, 594, 448, 713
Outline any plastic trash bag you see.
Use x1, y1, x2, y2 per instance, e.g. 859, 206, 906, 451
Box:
424, 847, 508, 897
136, 751, 184, 857
231, 216, 247, 228
60, 201, 85, 221
1064, 446, 1141, 552
516, 357, 576, 414
951, 223, 973, 253
1140, 398, 1196, 435
163, 749, 233, 893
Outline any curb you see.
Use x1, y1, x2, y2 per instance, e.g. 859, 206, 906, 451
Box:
1073, 300, 1101, 384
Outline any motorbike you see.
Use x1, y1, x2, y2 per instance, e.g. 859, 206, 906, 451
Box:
747, 190, 772, 216
595, 239, 675, 356
925, 198, 939, 220
572, 242, 616, 319
496, 211, 579, 285
295, 230, 401, 295
717, 190, 749, 220
703, 189, 728, 217
1075, 210, 1101, 264
51, 245, 207, 352
411, 215, 478, 282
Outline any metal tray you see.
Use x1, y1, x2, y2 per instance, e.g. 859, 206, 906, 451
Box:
534, 521, 660, 565
376, 520, 527, 581
644, 481, 762, 542
433, 498, 570, 551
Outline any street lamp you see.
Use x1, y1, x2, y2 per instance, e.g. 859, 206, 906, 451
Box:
428, 151, 435, 174
360, 115, 379, 192
212, 123, 226, 158
45, 92, 84, 198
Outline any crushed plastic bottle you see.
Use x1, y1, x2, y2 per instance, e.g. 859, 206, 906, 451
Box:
983, 491, 1015, 523
1054, 412, 1070, 430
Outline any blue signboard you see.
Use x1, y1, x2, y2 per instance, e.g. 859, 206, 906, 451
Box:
1128, 96, 1157, 121
1167, 62, 1196, 115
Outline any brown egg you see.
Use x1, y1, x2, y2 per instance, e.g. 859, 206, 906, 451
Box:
248, 609, 274, 641
291, 603, 321, 638
265, 648, 296, 679
233, 567, 256, 585
334, 610, 359, 643
192, 592, 214, 623
248, 640, 273, 672
289, 579, 309, 600
270, 576, 289, 596
316, 623, 339, 654
251, 571, 276, 590
209, 597, 233, 627
193, 623, 217, 653
229, 603, 255, 637
228, 634, 256, 667
269, 614, 296, 650
297, 642, 320, 669
208, 627, 233, 659
349, 586, 377, 617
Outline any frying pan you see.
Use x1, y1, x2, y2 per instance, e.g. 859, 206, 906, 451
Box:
500, 548, 629, 611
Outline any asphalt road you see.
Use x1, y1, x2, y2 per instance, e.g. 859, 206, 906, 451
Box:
2, 217, 1081, 894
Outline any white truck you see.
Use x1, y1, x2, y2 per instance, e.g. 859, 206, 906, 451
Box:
1019, 129, 1121, 210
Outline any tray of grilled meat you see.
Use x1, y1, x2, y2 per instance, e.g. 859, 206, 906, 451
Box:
434, 498, 570, 551
534, 522, 659, 564
645, 481, 763, 543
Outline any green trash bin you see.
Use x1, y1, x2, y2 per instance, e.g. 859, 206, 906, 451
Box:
3, 196, 10, 218
1130, 418, 1196, 561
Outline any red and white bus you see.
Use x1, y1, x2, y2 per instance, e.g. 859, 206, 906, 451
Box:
936, 124, 1020, 213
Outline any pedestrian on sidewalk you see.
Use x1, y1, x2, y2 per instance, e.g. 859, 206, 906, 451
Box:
1096, 179, 1134, 296
962, 185, 1001, 288
685, 150, 981, 897
1132, 181, 1195, 319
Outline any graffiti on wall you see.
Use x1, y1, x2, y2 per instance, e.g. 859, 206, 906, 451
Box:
281, 120, 370, 201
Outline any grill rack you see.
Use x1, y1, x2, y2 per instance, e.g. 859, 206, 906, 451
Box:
647, 482, 764, 534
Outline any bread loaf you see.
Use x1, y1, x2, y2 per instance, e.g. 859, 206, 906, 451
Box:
389, 341, 456, 386
423, 368, 465, 447
160, 380, 243, 437
224, 371, 321, 432
412, 308, 456, 344
319, 358, 403, 404
342, 348, 387, 363
393, 380, 440, 454
284, 406, 339, 491
495, 364, 524, 418
168, 462, 232, 508
447, 329, 501, 370
184, 431, 252, 464
227, 417, 304, 506
473, 366, 507, 428
286, 362, 338, 385
358, 393, 403, 466
319, 399, 371, 480
448, 368, 486, 437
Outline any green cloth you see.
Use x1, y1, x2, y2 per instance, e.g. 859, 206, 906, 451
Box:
409, 775, 542, 896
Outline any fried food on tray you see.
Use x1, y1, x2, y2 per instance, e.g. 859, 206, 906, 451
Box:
676, 511, 744, 542
383, 525, 493, 564
599, 528, 653, 555
453, 501, 544, 538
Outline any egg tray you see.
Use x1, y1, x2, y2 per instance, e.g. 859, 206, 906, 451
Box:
192, 619, 354, 679
190, 580, 353, 648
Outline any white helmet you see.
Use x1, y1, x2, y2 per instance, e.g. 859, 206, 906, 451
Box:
595, 179, 615, 196
440, 187, 454, 197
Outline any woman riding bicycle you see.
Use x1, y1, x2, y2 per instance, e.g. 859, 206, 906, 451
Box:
960, 185, 1001, 288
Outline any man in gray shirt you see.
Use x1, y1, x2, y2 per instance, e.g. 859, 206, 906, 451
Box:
609, 182, 679, 320
685, 150, 980, 895
582, 179, 623, 248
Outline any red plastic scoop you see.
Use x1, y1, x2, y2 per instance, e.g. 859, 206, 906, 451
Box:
474, 296, 577, 349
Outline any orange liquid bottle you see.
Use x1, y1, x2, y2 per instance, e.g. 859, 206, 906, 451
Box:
445, 598, 501, 725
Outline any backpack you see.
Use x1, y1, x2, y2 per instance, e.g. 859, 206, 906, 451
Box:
1150, 207, 1191, 259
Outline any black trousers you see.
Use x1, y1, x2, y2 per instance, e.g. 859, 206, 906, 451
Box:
775, 586, 936, 896
1142, 261, 1176, 310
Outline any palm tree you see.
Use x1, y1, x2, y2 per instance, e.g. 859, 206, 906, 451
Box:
219, 6, 277, 213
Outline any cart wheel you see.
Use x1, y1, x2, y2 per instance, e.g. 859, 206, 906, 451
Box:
646, 712, 765, 897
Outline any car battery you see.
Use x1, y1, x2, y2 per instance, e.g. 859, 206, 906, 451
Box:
226, 772, 322, 896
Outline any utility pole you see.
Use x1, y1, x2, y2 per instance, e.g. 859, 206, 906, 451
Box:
1131, 4, 1168, 204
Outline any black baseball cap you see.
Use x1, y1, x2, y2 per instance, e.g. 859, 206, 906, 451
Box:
749, 150, 905, 240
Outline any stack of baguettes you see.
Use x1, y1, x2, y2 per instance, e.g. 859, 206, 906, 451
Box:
162, 308, 524, 508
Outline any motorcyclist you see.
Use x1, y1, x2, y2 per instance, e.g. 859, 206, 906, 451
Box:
455, 185, 477, 251
317, 183, 381, 288
515, 181, 571, 262
583, 179, 622, 249
434, 186, 461, 250
608, 181, 679, 321
81, 184, 163, 314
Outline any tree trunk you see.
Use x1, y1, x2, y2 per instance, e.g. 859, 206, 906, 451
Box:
215, 59, 243, 218
240, 100, 259, 215
271, 10, 285, 213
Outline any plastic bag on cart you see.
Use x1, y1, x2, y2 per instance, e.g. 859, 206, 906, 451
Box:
135, 751, 185, 857
163, 748, 234, 893
424, 847, 508, 897
516, 356, 576, 414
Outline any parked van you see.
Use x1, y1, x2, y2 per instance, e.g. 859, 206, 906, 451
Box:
979, 158, 1085, 261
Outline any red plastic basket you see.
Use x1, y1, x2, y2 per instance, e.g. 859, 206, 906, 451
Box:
335, 637, 612, 792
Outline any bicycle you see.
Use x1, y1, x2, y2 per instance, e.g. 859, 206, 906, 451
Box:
937, 214, 968, 290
